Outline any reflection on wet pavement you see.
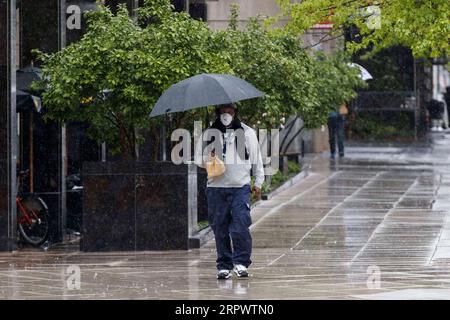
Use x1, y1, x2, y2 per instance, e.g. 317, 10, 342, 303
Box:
1, 133, 450, 299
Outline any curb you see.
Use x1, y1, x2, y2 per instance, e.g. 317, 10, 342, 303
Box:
189, 164, 311, 248
189, 226, 214, 249
260, 166, 310, 201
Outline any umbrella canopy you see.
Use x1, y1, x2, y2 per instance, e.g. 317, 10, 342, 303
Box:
17, 90, 42, 113
348, 63, 373, 81
150, 73, 265, 117
16, 67, 43, 94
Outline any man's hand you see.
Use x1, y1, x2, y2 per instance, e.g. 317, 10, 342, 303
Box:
252, 186, 261, 199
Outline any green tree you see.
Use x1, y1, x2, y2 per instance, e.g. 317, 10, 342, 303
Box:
276, 0, 450, 58
310, 50, 365, 124
215, 4, 364, 129
35, 0, 230, 159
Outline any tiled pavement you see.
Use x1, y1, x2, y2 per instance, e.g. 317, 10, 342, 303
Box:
1, 133, 450, 299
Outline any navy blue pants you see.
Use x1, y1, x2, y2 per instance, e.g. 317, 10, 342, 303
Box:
206, 185, 252, 270
328, 114, 346, 156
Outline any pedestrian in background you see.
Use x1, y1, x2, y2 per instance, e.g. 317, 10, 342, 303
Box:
427, 99, 445, 131
444, 87, 450, 127
328, 102, 348, 158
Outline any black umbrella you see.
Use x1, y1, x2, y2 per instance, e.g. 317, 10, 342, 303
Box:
17, 67, 43, 94
149, 73, 265, 117
16, 90, 42, 113
16, 67, 43, 113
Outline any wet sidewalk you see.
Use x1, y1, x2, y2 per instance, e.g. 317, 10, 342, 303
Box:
1, 133, 450, 299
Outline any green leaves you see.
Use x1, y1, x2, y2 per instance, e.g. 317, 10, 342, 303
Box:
36, 0, 365, 158
276, 0, 450, 59
36, 0, 230, 159
215, 8, 364, 129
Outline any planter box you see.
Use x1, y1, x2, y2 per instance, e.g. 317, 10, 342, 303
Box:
80, 161, 198, 252
261, 165, 310, 200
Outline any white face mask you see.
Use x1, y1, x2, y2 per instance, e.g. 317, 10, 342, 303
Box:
220, 113, 233, 127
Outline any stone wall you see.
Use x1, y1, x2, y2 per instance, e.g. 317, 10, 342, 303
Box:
0, 0, 16, 251
81, 162, 198, 251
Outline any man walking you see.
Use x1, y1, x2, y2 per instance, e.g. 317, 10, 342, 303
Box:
444, 87, 450, 127
328, 103, 347, 158
197, 103, 264, 279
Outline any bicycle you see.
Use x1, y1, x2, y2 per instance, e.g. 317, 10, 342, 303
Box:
16, 170, 49, 246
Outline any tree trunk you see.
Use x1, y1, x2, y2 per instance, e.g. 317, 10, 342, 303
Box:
149, 124, 160, 161
117, 115, 136, 161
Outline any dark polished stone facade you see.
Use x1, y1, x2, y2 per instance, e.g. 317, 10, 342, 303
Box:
19, 0, 59, 67
81, 162, 193, 251
1, 0, 16, 251
19, 0, 64, 243
1, 0, 207, 251
0, 2, 8, 250
32, 116, 64, 243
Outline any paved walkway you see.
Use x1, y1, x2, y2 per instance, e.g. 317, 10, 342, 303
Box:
1, 133, 450, 299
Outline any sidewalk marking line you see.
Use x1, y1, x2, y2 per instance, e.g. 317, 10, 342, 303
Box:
428, 173, 449, 265
267, 171, 382, 266
268, 253, 286, 266
350, 177, 420, 265
251, 172, 339, 232
193, 174, 329, 268
288, 171, 383, 252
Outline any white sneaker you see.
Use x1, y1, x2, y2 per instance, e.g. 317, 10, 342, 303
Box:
233, 264, 249, 277
217, 269, 231, 280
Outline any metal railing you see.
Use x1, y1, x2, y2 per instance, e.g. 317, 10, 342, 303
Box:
354, 91, 416, 111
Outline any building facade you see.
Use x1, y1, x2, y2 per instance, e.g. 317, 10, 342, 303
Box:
1, 0, 145, 251
0, 0, 337, 251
